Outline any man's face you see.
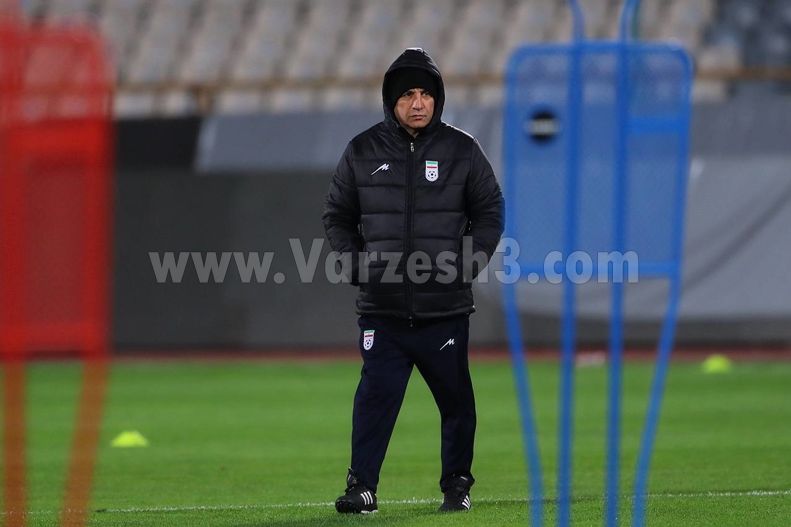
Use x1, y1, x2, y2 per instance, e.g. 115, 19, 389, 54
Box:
394, 88, 435, 137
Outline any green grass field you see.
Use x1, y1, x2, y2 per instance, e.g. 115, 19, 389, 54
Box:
6, 356, 791, 526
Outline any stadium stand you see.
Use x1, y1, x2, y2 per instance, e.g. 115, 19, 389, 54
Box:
19, 0, 790, 116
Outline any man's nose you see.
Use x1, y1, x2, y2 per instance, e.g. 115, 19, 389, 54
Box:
412, 94, 424, 109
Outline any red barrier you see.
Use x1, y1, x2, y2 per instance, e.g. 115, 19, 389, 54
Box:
0, 8, 113, 527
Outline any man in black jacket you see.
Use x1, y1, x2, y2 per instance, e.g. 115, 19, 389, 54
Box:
322, 48, 504, 514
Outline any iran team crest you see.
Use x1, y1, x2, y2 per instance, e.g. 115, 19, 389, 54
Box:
363, 330, 375, 351
425, 160, 439, 181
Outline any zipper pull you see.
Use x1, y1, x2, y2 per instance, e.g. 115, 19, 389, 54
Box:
409, 317, 414, 328
410, 142, 414, 152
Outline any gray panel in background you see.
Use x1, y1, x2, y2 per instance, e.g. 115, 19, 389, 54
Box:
196, 110, 380, 174
114, 171, 358, 348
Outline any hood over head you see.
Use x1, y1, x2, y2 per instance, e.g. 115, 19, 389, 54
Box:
382, 48, 445, 134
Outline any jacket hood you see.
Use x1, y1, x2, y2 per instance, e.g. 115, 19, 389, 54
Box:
382, 48, 445, 135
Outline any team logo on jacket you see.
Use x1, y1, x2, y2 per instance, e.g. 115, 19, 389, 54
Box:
363, 330, 375, 351
425, 160, 439, 182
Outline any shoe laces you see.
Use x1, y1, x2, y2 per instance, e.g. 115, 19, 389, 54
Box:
444, 486, 469, 502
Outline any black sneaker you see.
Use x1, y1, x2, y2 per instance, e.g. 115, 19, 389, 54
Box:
439, 474, 473, 512
335, 469, 377, 514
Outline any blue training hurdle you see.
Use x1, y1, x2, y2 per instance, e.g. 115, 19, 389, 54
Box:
501, 1, 693, 526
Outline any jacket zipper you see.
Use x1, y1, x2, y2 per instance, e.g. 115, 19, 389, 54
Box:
406, 141, 415, 327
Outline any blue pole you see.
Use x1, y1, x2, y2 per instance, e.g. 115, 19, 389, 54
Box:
558, 3, 585, 526
504, 282, 544, 527
631, 276, 680, 527
502, 50, 544, 527
618, 0, 641, 41
603, 4, 642, 525
568, 0, 586, 42
605, 2, 639, 523
632, 50, 693, 526
558, 3, 585, 527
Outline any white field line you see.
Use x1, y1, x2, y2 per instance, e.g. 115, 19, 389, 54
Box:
8, 489, 790, 516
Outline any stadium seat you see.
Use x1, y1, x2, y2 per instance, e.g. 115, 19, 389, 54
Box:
178, 0, 246, 83
336, 0, 402, 81
96, 0, 148, 81
216, 89, 263, 115
482, 1, 558, 79
657, 0, 714, 52
283, 0, 350, 80
269, 87, 315, 112
444, 0, 505, 76
127, 0, 198, 83
721, 0, 762, 32
511, 0, 559, 43
44, 0, 95, 22
231, 37, 286, 82
230, 0, 301, 82
160, 89, 199, 116
114, 92, 157, 117
579, 0, 616, 39
396, 0, 459, 58
321, 87, 374, 111
746, 24, 791, 67
635, 0, 668, 39
695, 45, 741, 101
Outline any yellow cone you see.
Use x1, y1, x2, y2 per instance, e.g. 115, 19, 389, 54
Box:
111, 431, 149, 448
702, 354, 733, 374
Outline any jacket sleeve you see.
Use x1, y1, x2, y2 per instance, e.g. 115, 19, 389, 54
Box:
465, 139, 505, 277
322, 144, 363, 285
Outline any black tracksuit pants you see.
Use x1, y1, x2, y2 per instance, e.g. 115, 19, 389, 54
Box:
350, 314, 476, 493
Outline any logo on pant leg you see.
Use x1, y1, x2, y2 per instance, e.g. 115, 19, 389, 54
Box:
363, 330, 375, 351
440, 338, 455, 350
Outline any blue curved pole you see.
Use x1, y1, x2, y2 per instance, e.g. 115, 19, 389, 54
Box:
558, 3, 585, 527
568, 0, 586, 42
605, 39, 629, 527
504, 282, 544, 527
631, 277, 681, 527
632, 50, 693, 527
603, 4, 643, 526
618, 0, 641, 41
502, 50, 544, 527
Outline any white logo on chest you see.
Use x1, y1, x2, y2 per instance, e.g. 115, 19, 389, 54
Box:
425, 160, 439, 182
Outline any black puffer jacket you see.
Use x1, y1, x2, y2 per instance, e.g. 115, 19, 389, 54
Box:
322, 48, 504, 320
